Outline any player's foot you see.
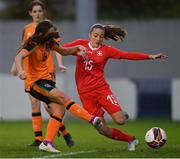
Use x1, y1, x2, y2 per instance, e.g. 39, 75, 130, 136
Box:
63, 133, 75, 147
128, 137, 139, 151
39, 140, 60, 153
29, 139, 42, 147
91, 116, 103, 129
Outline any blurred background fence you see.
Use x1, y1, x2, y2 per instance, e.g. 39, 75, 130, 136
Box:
0, 0, 180, 121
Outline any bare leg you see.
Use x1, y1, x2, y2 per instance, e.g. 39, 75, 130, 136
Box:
96, 111, 134, 142
48, 88, 93, 122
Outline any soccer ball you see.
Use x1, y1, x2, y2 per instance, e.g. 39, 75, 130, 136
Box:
145, 127, 167, 148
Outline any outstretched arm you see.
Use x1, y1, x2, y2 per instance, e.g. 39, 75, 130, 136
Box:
14, 49, 30, 80
52, 44, 87, 57
108, 46, 168, 61
120, 52, 168, 61
10, 62, 18, 76
55, 52, 67, 73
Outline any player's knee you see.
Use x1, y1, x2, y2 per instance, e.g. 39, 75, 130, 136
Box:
51, 91, 69, 105
114, 118, 125, 125
31, 99, 40, 109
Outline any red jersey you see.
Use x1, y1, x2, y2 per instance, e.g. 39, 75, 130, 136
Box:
63, 39, 150, 94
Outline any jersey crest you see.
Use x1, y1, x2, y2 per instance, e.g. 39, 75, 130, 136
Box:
97, 51, 103, 56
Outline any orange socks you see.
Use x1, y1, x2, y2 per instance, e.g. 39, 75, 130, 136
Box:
59, 121, 68, 136
32, 112, 43, 141
43, 99, 94, 143
45, 114, 62, 142
65, 99, 92, 122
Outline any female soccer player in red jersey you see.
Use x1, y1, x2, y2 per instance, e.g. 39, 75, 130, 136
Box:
14, 20, 103, 153
63, 24, 168, 151
10, 0, 74, 148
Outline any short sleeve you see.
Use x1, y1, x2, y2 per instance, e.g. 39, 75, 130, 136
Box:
24, 40, 37, 52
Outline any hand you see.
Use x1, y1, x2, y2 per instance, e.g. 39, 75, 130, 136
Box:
76, 45, 88, 56
149, 53, 168, 61
19, 71, 27, 80
59, 65, 67, 73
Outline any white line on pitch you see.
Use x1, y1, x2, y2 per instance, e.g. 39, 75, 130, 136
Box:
39, 150, 97, 158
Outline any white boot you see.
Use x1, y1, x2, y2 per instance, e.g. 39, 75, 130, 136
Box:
128, 138, 139, 151
39, 141, 60, 153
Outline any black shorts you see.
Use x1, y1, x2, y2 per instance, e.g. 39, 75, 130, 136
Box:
25, 72, 56, 93
29, 79, 56, 104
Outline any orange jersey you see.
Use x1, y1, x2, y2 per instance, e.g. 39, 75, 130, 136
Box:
47, 37, 61, 73
22, 22, 56, 89
22, 22, 55, 73
23, 44, 53, 91
22, 22, 36, 74
22, 22, 36, 43
46, 51, 56, 73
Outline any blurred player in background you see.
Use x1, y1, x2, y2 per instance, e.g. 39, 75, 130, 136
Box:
10, 0, 74, 148
63, 24, 168, 151
14, 20, 103, 152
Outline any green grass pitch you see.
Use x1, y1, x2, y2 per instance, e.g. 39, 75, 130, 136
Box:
0, 118, 180, 158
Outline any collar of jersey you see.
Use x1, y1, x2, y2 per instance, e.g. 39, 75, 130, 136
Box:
88, 42, 101, 51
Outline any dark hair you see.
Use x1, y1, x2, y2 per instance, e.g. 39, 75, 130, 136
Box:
28, 0, 45, 12
23, 20, 59, 50
35, 20, 53, 35
90, 24, 127, 42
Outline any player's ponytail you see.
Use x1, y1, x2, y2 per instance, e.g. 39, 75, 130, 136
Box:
21, 20, 59, 51
90, 24, 127, 42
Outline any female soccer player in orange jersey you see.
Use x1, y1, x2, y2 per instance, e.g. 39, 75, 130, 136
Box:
10, 0, 74, 147
63, 24, 168, 151
14, 20, 103, 153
